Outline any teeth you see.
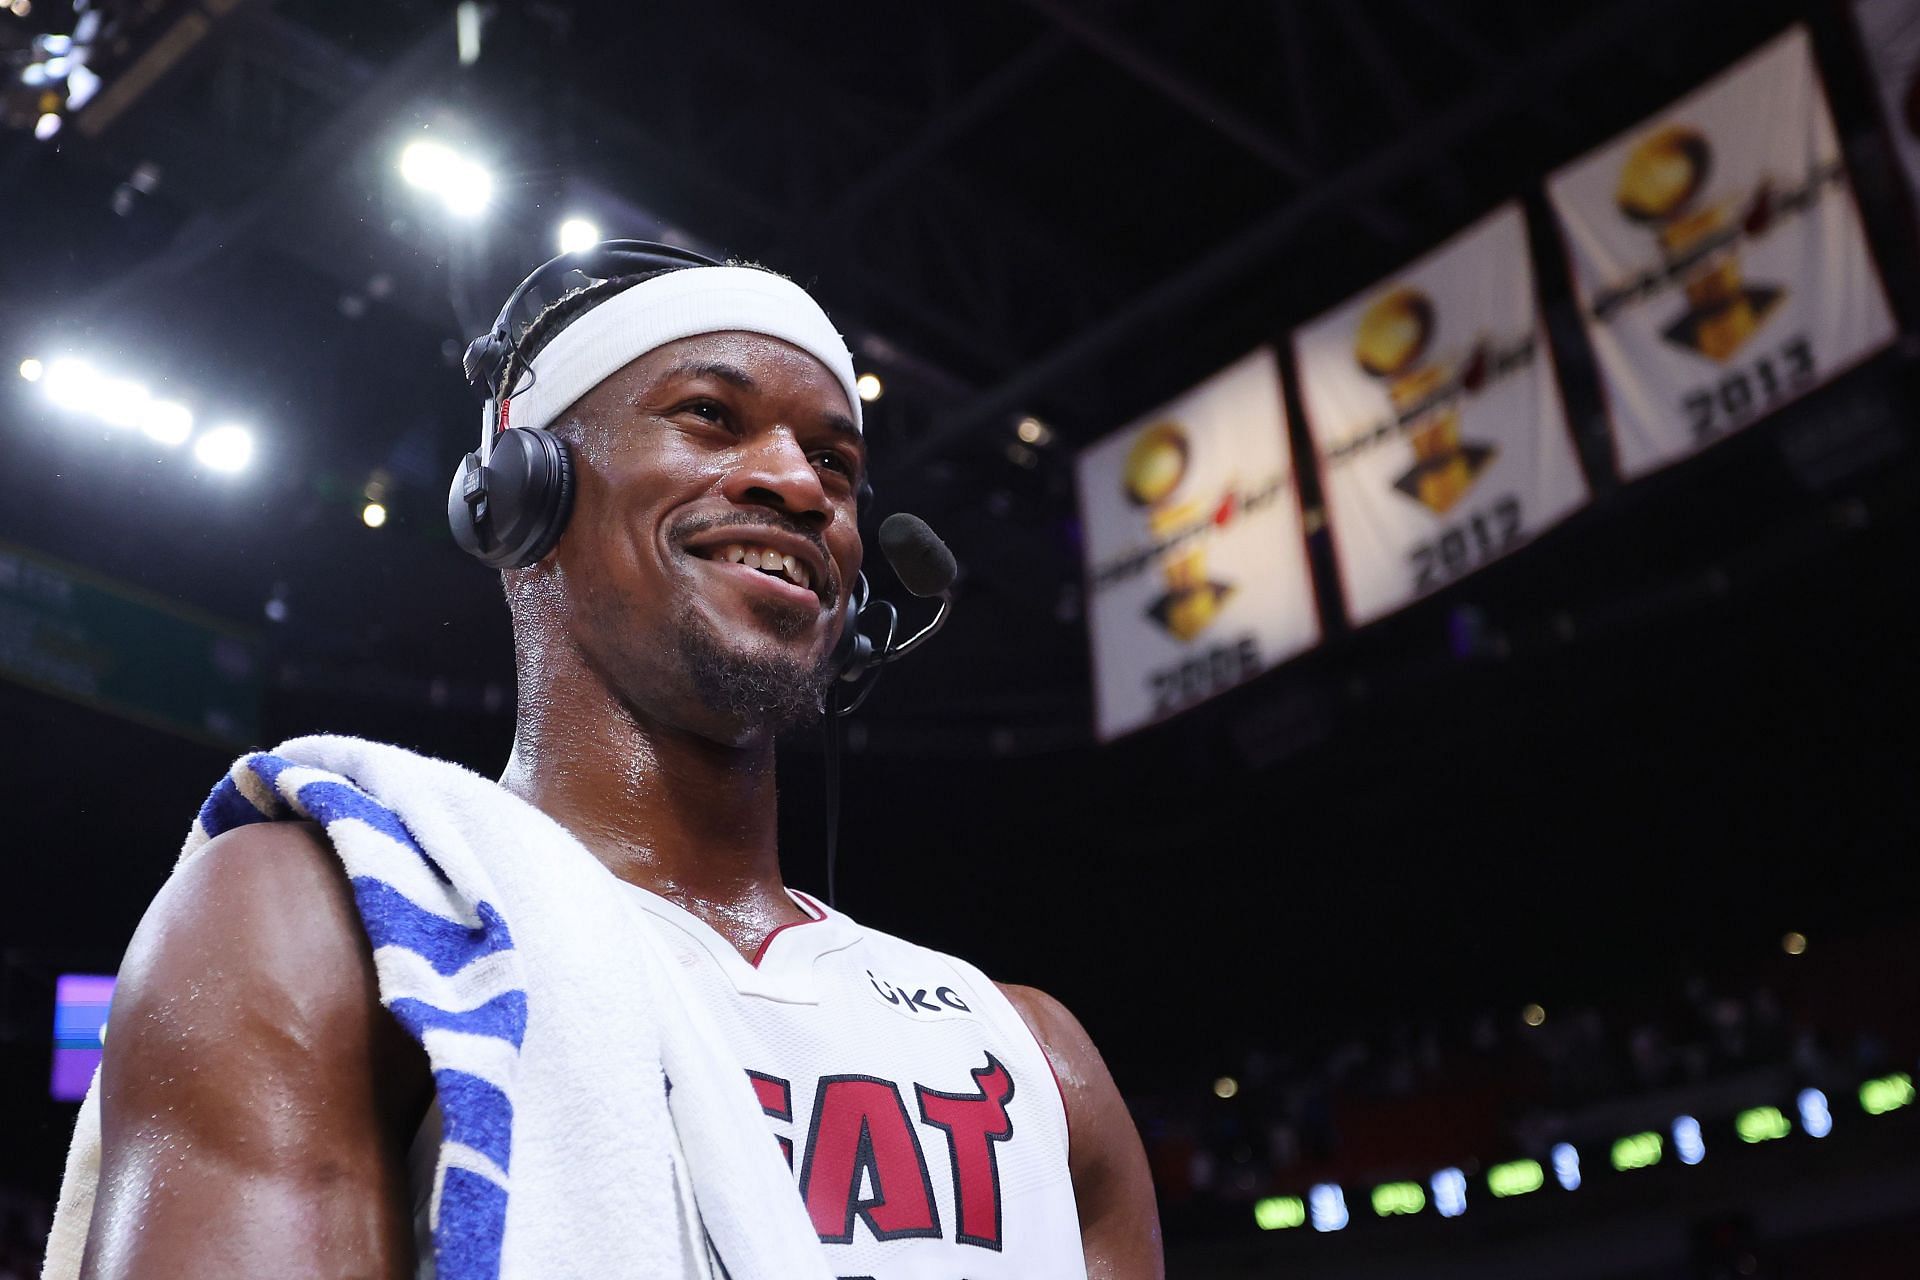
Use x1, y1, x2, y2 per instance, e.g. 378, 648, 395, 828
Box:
710, 543, 811, 590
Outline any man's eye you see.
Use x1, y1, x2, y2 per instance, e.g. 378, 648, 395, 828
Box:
677, 399, 727, 423
814, 451, 858, 478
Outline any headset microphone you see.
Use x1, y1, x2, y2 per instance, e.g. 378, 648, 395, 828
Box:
833, 513, 957, 693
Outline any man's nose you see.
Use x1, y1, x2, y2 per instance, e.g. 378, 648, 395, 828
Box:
723, 429, 830, 526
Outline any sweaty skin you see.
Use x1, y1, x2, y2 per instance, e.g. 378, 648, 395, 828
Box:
83, 331, 1164, 1278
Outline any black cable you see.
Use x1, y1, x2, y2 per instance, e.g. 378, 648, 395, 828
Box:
823, 599, 898, 908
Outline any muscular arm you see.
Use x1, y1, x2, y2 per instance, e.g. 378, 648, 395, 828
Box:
999, 983, 1164, 1280
82, 821, 432, 1278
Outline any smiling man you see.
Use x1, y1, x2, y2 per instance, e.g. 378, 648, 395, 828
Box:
66, 250, 1163, 1279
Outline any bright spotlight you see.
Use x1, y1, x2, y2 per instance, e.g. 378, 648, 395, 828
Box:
141, 400, 193, 446
361, 502, 388, 529
95, 378, 151, 429
43, 358, 100, 412
194, 423, 254, 473
556, 216, 600, 254
34, 112, 61, 141
1211, 1076, 1238, 1099
399, 139, 493, 218
1016, 416, 1053, 446
18, 357, 42, 383
856, 372, 884, 403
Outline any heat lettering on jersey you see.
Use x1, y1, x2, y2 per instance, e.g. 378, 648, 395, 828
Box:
917, 1054, 1016, 1251
747, 1053, 1016, 1253
798, 1075, 943, 1244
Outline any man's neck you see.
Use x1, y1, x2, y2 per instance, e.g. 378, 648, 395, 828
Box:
499, 668, 807, 959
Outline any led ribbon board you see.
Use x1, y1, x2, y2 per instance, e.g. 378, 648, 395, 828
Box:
1076, 347, 1320, 740
1546, 26, 1896, 481
1293, 204, 1588, 624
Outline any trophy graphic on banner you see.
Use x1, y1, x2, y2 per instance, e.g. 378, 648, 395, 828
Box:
1121, 422, 1233, 643
1354, 287, 1495, 516
1616, 124, 1784, 362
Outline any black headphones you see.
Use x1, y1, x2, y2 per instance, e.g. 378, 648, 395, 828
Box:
446, 239, 878, 675
448, 240, 722, 570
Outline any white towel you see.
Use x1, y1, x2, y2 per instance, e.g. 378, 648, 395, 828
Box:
43, 735, 835, 1280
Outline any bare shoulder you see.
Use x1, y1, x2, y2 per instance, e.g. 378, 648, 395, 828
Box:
995, 982, 1108, 1099
994, 982, 1165, 1279
116, 820, 386, 1075
86, 819, 428, 1276
108, 817, 428, 1129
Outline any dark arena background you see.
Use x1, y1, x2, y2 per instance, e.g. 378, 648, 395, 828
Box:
5, 1, 1920, 1276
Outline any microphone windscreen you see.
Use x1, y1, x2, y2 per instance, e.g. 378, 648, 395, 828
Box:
878, 513, 958, 598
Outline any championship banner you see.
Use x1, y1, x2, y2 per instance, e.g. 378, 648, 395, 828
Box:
1291, 204, 1588, 626
1854, 0, 1920, 220
1546, 26, 1896, 481
1076, 347, 1318, 741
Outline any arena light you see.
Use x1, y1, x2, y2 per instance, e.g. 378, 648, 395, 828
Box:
1307, 1184, 1348, 1232
18, 357, 43, 382
1798, 1088, 1833, 1138
856, 372, 884, 403
1211, 1076, 1238, 1099
94, 378, 151, 429
1610, 1131, 1662, 1171
1782, 931, 1807, 955
193, 423, 255, 474
1861, 1073, 1914, 1116
139, 400, 192, 447
556, 216, 600, 254
361, 501, 388, 529
1370, 1182, 1424, 1217
1431, 1168, 1467, 1218
42, 358, 100, 413
1551, 1143, 1582, 1191
1253, 1196, 1304, 1231
399, 139, 493, 218
1487, 1159, 1543, 1198
1735, 1106, 1790, 1144
1672, 1115, 1705, 1165
1016, 416, 1053, 446
34, 112, 61, 141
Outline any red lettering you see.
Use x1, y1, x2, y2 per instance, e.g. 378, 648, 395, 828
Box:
916, 1054, 1016, 1250
798, 1075, 941, 1244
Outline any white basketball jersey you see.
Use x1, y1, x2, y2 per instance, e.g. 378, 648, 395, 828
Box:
628, 885, 1086, 1280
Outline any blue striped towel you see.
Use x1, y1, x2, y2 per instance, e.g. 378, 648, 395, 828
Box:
44, 736, 834, 1280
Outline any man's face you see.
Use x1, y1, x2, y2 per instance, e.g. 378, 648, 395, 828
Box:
540, 329, 866, 743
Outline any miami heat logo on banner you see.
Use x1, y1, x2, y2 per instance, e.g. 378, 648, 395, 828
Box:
1547, 26, 1896, 481
1293, 204, 1588, 626
1076, 347, 1318, 741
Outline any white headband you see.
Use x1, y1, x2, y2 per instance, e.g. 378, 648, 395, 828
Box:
501, 266, 862, 436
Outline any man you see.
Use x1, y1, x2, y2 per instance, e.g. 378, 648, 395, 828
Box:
78, 254, 1163, 1277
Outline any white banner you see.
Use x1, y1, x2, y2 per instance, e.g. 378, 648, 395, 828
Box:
1292, 204, 1588, 625
1547, 26, 1896, 481
1076, 347, 1319, 741
1855, 0, 1920, 219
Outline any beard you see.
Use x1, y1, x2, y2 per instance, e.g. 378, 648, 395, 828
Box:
670, 593, 838, 734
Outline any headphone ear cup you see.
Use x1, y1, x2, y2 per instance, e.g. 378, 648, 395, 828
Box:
448, 429, 576, 570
